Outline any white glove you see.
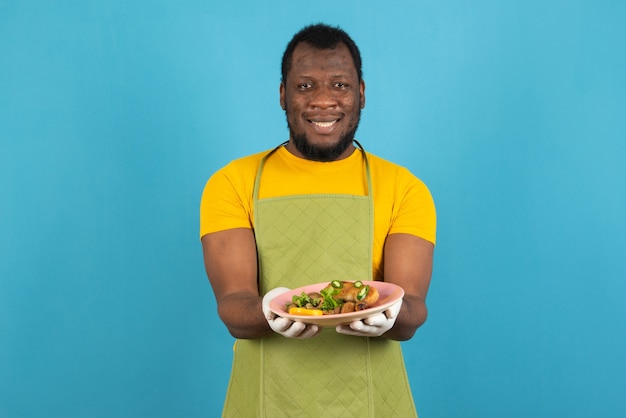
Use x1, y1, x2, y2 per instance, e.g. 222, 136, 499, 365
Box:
262, 287, 322, 339
335, 298, 403, 337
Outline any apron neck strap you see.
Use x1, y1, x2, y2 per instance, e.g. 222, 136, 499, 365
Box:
253, 140, 372, 202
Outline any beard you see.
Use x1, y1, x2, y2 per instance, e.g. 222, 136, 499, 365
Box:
287, 110, 361, 162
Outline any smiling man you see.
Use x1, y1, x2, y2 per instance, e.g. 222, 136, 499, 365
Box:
200, 23, 436, 417
280, 37, 364, 161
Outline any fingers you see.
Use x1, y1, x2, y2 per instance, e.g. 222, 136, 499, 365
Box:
283, 321, 320, 338
335, 323, 363, 336
335, 313, 391, 337
270, 317, 320, 338
336, 320, 378, 337
271, 316, 295, 333
297, 324, 322, 339
363, 312, 387, 326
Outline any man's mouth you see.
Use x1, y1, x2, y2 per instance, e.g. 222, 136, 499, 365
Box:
310, 119, 339, 128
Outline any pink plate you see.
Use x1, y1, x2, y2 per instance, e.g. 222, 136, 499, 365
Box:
269, 281, 405, 327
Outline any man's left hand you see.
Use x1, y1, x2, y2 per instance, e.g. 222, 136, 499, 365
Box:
335, 298, 402, 337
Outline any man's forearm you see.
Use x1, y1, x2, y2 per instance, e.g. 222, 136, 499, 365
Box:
385, 295, 428, 341
217, 292, 274, 339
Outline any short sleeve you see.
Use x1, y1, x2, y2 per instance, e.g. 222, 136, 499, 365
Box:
388, 170, 437, 245
199, 165, 254, 239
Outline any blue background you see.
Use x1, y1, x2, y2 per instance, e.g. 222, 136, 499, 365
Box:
2, 1, 625, 417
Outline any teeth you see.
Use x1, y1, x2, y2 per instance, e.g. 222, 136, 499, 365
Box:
312, 120, 337, 128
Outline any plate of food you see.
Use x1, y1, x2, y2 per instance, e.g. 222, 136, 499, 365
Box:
269, 280, 405, 327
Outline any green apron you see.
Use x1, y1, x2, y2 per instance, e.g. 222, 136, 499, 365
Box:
221, 143, 418, 418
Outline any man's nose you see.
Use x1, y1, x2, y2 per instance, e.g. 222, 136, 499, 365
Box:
310, 85, 338, 109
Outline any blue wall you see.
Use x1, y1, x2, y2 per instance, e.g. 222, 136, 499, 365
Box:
2, 1, 625, 417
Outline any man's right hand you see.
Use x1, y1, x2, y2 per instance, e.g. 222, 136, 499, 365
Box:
262, 287, 322, 339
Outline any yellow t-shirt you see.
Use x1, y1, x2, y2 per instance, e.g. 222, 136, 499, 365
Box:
200, 145, 436, 279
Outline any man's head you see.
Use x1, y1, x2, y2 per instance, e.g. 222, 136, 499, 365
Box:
280, 24, 365, 162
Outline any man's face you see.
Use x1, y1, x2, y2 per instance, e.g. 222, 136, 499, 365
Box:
280, 42, 365, 161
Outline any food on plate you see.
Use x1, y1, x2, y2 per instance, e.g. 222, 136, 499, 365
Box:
288, 307, 323, 316
286, 280, 379, 315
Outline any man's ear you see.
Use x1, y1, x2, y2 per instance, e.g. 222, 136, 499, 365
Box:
360, 80, 366, 109
279, 82, 286, 110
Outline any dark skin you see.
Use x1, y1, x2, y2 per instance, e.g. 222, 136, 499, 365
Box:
280, 42, 365, 162
202, 41, 434, 340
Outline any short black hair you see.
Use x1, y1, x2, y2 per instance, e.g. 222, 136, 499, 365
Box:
281, 23, 363, 83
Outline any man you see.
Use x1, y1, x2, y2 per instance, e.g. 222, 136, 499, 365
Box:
200, 23, 436, 417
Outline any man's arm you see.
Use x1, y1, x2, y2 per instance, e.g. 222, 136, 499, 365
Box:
382, 233, 434, 341
201, 228, 273, 339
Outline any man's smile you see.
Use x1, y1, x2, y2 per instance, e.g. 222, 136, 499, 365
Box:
307, 119, 340, 135
310, 119, 338, 128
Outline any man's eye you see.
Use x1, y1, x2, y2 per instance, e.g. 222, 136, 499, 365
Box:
298, 83, 313, 89
335, 82, 348, 88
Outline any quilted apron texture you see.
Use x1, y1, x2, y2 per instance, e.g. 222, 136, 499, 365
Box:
221, 144, 418, 417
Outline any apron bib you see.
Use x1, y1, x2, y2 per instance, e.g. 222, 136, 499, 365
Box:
221, 143, 418, 418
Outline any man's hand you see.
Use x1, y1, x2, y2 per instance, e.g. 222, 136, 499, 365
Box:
335, 298, 402, 337
262, 287, 322, 339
